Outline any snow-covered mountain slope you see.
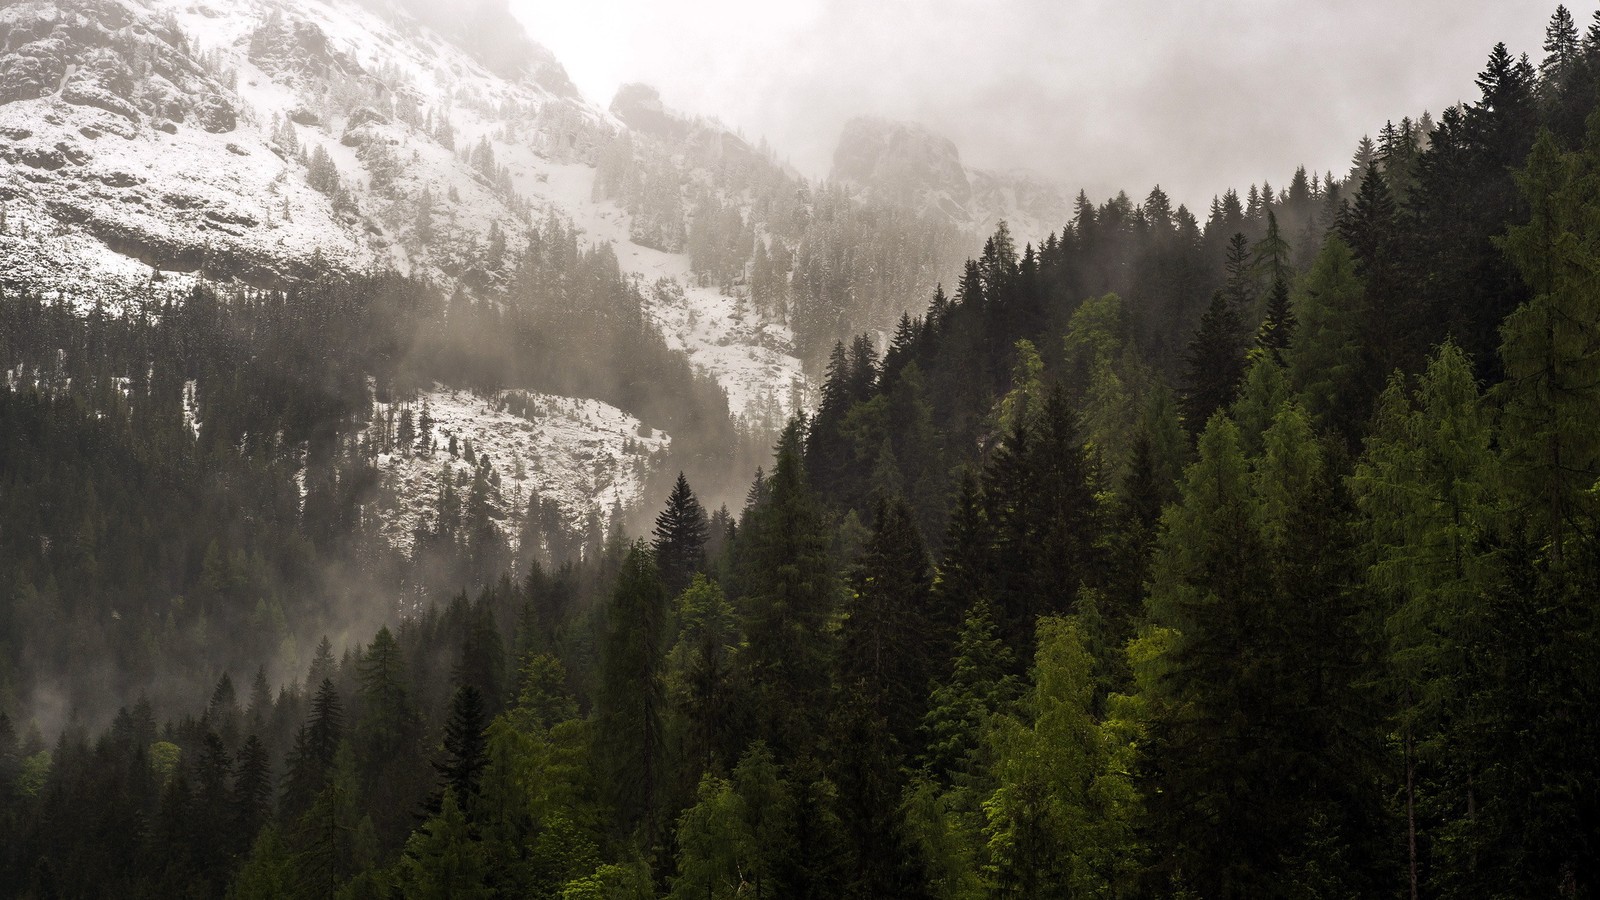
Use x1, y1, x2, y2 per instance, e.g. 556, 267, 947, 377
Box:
0, 0, 802, 416
829, 116, 1071, 247
0, 0, 811, 537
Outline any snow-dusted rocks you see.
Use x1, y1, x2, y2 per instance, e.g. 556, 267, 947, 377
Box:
374, 387, 669, 553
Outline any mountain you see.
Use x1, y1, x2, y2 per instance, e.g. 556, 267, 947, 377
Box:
829, 115, 1071, 246
0, 0, 1064, 551
0, 0, 814, 541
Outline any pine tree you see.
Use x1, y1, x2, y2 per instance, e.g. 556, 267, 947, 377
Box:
665, 575, 740, 782
933, 467, 991, 651
202, 676, 241, 756
1349, 134, 1377, 185
191, 730, 235, 888
454, 595, 506, 716
416, 401, 434, 454
397, 408, 415, 452
505, 651, 578, 736
287, 744, 370, 899
1231, 354, 1292, 459
246, 666, 273, 736
1253, 212, 1291, 288
1256, 273, 1295, 360
731, 743, 794, 899
1142, 414, 1269, 892
669, 773, 749, 900
1352, 342, 1497, 900
1145, 406, 1383, 893
231, 825, 293, 900
920, 599, 1020, 784
1285, 235, 1365, 435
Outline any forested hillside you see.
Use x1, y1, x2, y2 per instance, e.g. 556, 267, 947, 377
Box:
5, 6, 1600, 899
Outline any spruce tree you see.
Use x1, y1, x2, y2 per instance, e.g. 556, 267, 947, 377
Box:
232, 734, 274, 857
433, 685, 489, 815
1496, 128, 1600, 567
281, 678, 343, 823
596, 543, 668, 840
355, 626, 426, 851
739, 421, 837, 757
1179, 292, 1247, 435
652, 472, 709, 598
1544, 5, 1581, 82
840, 495, 936, 750
1285, 236, 1365, 435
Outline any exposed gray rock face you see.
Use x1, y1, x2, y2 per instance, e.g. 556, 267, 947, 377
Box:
0, 0, 616, 300
830, 117, 973, 224
610, 83, 687, 141
1, 0, 237, 129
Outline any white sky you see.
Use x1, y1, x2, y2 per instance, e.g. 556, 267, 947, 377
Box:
510, 0, 1555, 209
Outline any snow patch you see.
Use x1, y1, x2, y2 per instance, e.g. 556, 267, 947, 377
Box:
371, 387, 669, 552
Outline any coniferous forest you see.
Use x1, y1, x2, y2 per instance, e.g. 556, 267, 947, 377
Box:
7, 6, 1600, 899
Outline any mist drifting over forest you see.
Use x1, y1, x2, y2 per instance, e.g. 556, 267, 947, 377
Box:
2, 0, 1600, 896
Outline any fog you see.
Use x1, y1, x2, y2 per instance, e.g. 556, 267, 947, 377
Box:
513, 0, 1548, 208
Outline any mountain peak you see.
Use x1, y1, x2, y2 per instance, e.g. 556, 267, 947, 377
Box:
609, 83, 687, 139
830, 117, 973, 223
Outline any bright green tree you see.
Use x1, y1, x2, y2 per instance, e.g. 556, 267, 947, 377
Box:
397, 790, 492, 900
982, 616, 1142, 898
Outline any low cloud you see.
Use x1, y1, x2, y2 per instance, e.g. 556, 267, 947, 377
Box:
512, 0, 1546, 209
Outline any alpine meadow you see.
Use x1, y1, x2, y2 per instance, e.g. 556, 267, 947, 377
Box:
3, 0, 1600, 897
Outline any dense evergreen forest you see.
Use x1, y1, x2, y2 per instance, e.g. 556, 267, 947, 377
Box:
6, 6, 1600, 898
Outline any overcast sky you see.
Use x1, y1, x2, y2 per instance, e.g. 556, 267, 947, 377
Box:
509, 0, 1552, 209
